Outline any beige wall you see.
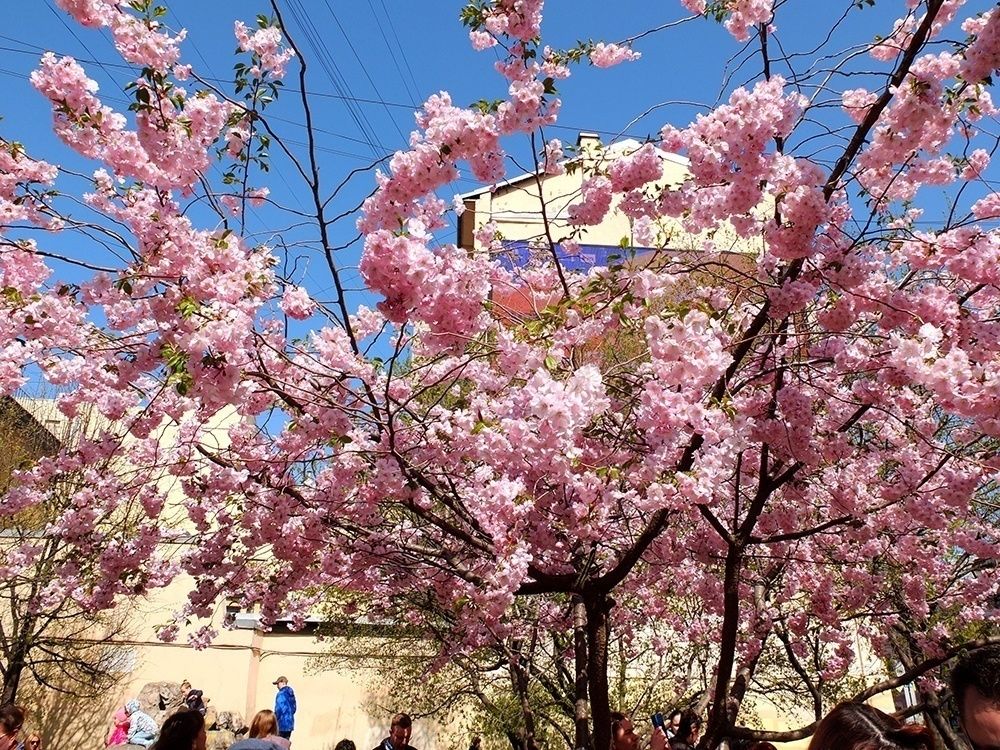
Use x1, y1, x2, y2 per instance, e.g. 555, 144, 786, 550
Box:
114, 570, 460, 750
459, 134, 761, 256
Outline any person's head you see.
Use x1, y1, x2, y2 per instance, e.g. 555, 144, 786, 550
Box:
390, 713, 413, 748
273, 676, 288, 689
0, 706, 23, 735
0, 705, 24, 750
23, 732, 41, 750
249, 709, 279, 739
180, 680, 191, 693
151, 709, 206, 750
611, 711, 638, 750
951, 644, 1000, 750
125, 699, 141, 716
668, 711, 682, 731
675, 710, 702, 745
806, 703, 931, 750
335, 740, 357, 750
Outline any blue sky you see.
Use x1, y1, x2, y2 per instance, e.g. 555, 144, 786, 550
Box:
1, 1, 993, 313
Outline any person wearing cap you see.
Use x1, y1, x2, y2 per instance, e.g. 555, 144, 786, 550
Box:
272, 676, 297, 740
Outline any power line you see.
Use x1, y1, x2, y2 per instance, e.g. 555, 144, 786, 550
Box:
367, 0, 422, 108
322, 0, 410, 145
284, 0, 387, 157
0, 36, 648, 142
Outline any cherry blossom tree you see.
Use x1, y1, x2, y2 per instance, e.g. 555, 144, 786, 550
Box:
0, 399, 135, 703
2, 0, 1000, 749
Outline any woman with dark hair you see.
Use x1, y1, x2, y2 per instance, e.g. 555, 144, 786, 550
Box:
150, 709, 206, 750
666, 712, 683, 740
807, 703, 932, 750
668, 711, 702, 750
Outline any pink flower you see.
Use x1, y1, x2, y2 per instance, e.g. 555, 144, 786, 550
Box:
54, 0, 118, 28
608, 143, 662, 192
469, 30, 497, 51
279, 286, 315, 320
247, 187, 269, 207
963, 149, 991, 179
960, 10, 1000, 83
568, 176, 613, 225
235, 21, 295, 79
842, 88, 878, 124
589, 43, 641, 68
542, 138, 565, 175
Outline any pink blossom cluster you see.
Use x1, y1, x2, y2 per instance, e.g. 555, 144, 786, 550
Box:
542, 138, 565, 175
57, 0, 185, 70
110, 13, 186, 68
589, 43, 641, 68
608, 143, 663, 192
960, 10, 1000, 83
855, 51, 994, 205
280, 286, 315, 320
234, 21, 296, 79
841, 88, 878, 124
359, 231, 491, 346
567, 176, 613, 225
31, 53, 230, 192
0, 140, 58, 227
478, 0, 544, 42
678, 0, 774, 41
720, 0, 774, 42
659, 76, 806, 234
55, 0, 118, 27
358, 92, 503, 235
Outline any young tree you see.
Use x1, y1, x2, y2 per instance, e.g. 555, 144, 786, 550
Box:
0, 399, 132, 703
2, 1, 1000, 749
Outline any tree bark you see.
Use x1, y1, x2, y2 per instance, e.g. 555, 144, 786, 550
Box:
584, 592, 612, 750
508, 639, 538, 750
701, 543, 744, 749
1, 642, 27, 705
573, 595, 591, 750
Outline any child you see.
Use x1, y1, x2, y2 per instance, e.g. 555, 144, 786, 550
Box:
106, 707, 130, 747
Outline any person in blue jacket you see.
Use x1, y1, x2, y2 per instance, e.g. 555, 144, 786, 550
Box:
272, 676, 297, 740
124, 699, 159, 748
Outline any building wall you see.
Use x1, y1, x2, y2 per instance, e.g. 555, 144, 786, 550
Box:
0, 396, 59, 492
24, 568, 460, 750
458, 134, 761, 257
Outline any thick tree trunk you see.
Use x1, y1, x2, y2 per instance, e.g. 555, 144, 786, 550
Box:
701, 544, 744, 749
584, 593, 612, 750
573, 596, 591, 750
1, 647, 26, 705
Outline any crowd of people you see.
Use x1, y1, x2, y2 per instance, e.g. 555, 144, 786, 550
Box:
0, 645, 997, 750
610, 643, 1000, 750
105, 675, 297, 750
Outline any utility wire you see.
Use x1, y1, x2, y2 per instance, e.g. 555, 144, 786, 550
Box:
284, 0, 386, 157
0, 36, 647, 143
322, 0, 410, 145
367, 0, 422, 108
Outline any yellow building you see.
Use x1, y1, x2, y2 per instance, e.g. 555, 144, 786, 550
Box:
0, 396, 60, 492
